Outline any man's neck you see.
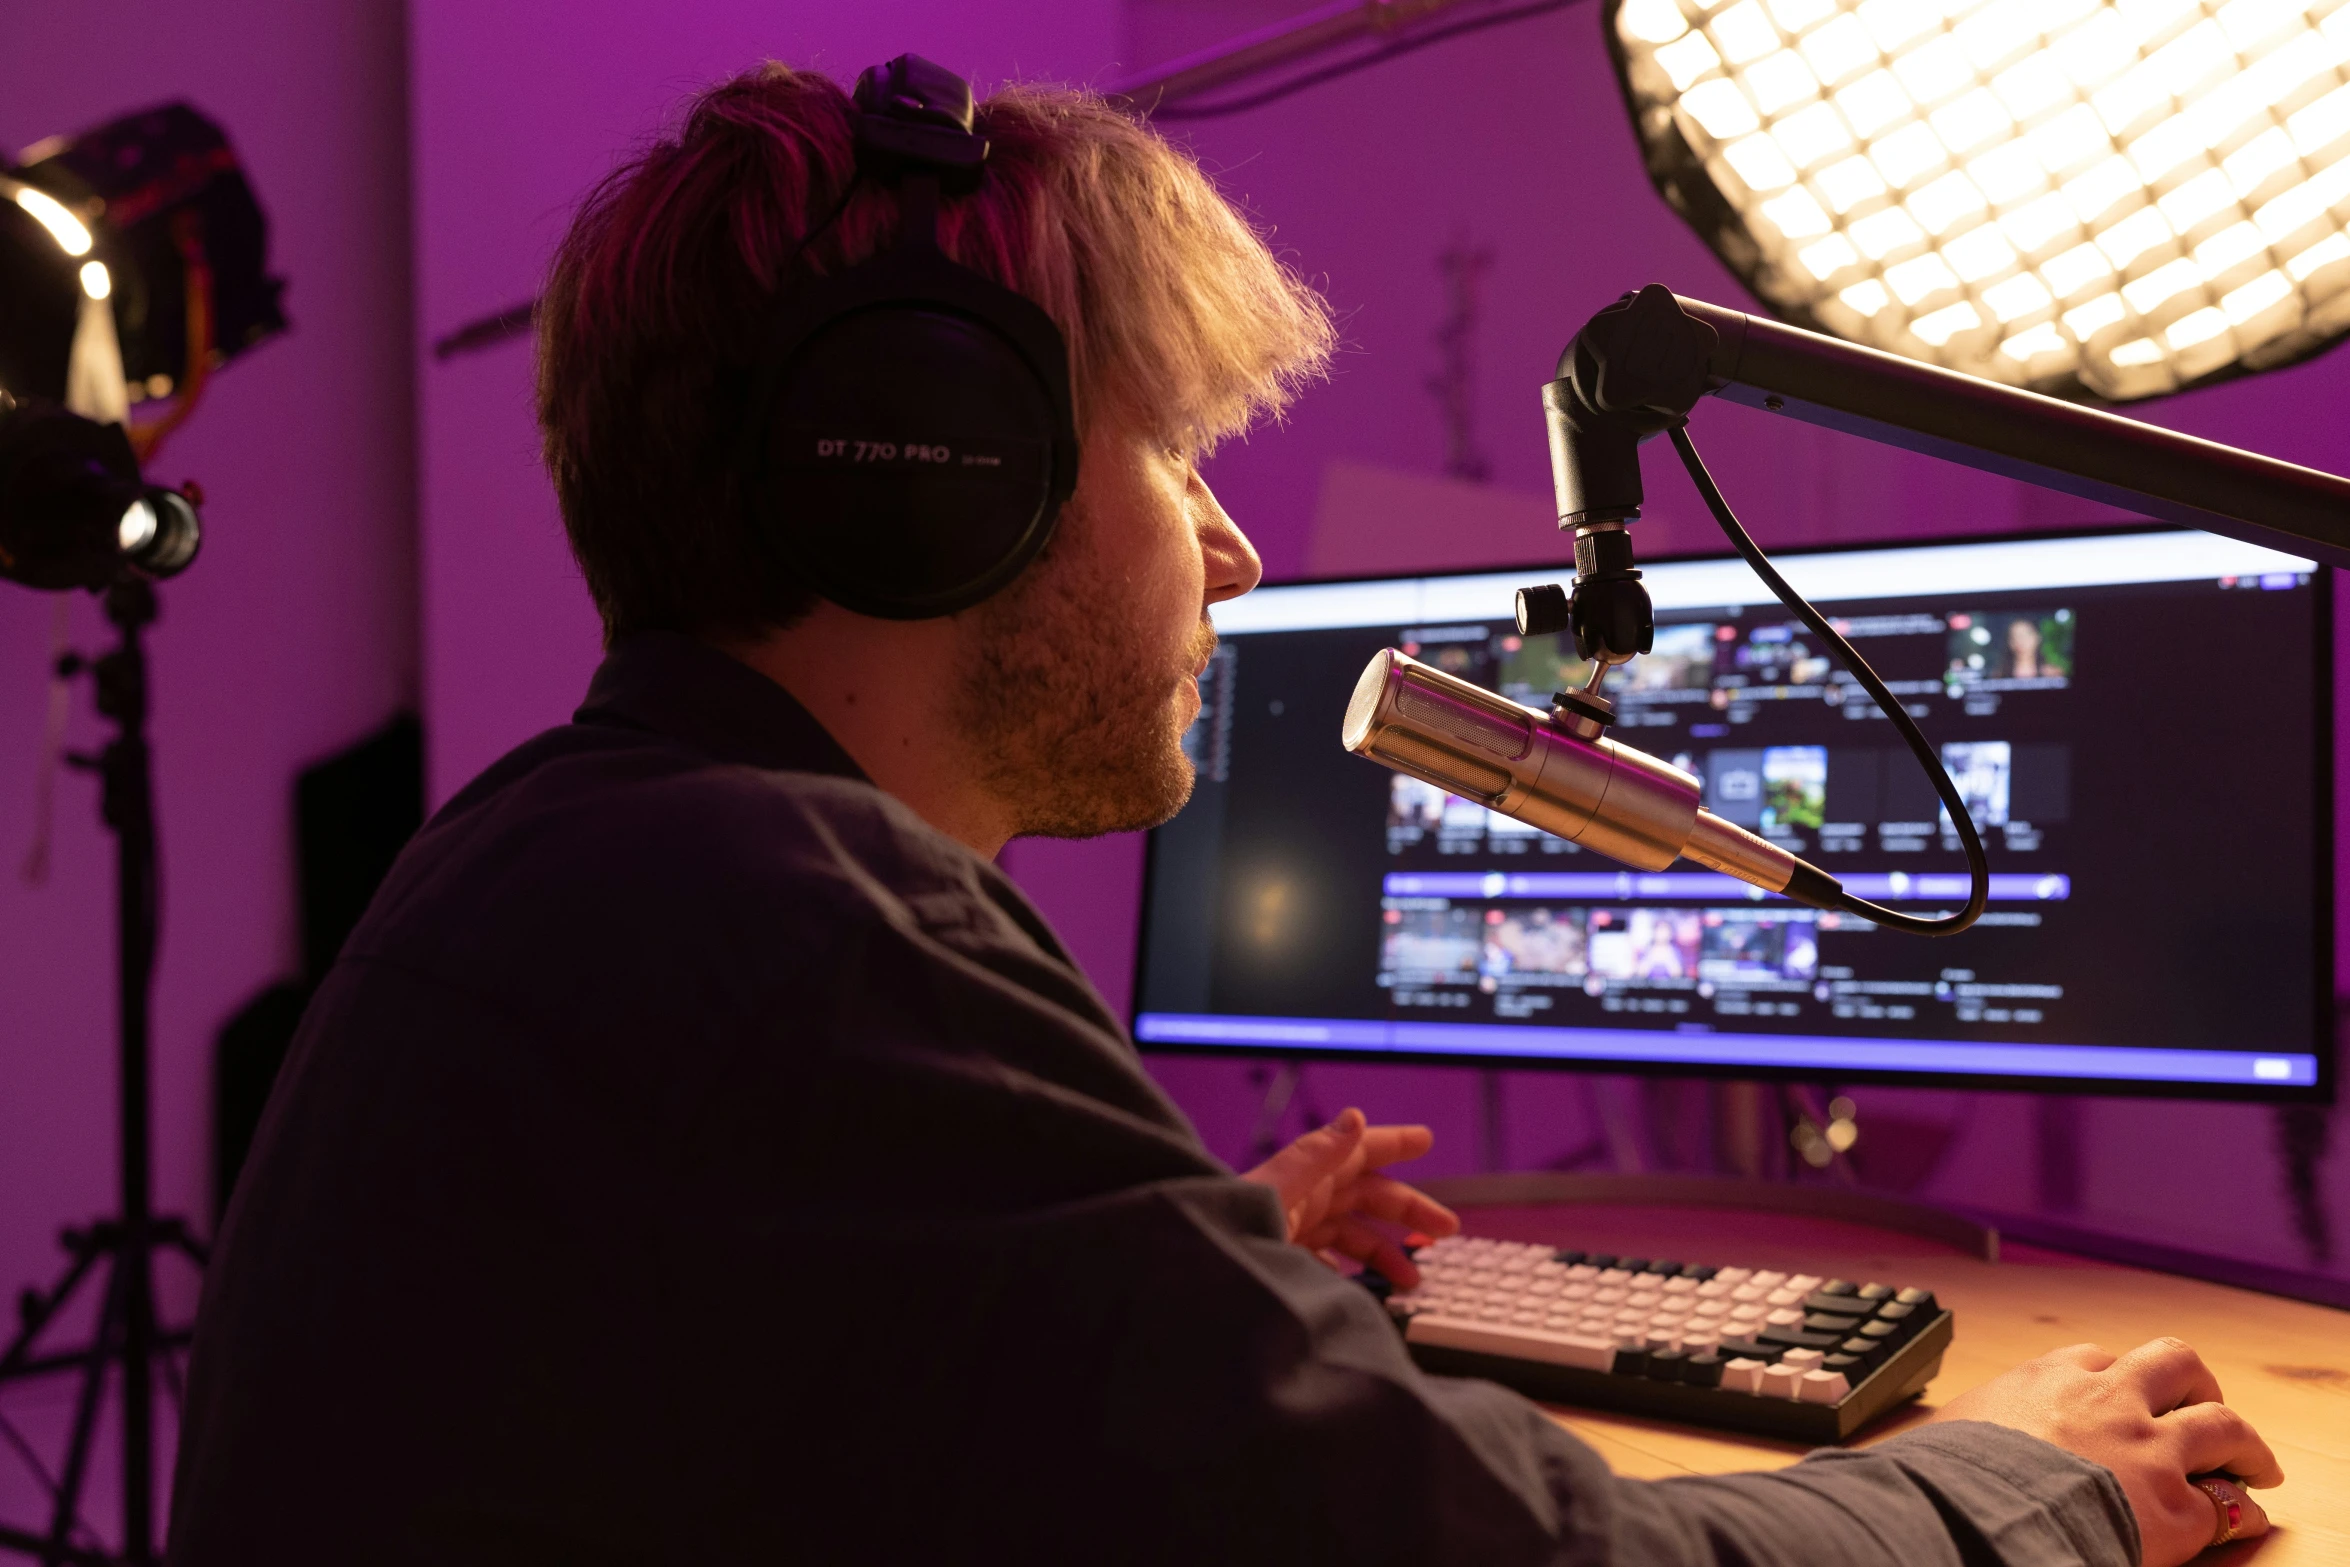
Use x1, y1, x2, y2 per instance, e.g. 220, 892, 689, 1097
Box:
717, 614, 1017, 859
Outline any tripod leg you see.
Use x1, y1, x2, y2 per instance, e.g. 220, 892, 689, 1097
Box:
119, 1240, 156, 1567
155, 1341, 183, 1412
0, 1406, 64, 1511
43, 1250, 124, 1564
0, 1245, 102, 1383
1245, 1059, 1304, 1166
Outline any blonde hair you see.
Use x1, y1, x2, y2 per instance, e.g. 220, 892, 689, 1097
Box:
536, 63, 1333, 641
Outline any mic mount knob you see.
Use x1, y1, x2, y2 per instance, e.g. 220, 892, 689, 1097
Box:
1515, 582, 1573, 637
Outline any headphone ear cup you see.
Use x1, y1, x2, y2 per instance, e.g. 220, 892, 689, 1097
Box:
755, 304, 1063, 619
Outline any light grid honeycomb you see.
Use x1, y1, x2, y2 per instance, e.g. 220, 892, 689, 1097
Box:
1609, 0, 2350, 398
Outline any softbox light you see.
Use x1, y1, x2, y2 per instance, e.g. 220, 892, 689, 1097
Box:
1607, 0, 2350, 399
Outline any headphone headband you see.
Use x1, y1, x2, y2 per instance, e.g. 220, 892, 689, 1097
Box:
851, 55, 989, 195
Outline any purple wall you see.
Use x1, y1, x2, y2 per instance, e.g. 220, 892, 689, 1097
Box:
0, 0, 419, 1534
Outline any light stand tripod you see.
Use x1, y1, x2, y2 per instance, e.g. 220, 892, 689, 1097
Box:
0, 577, 207, 1567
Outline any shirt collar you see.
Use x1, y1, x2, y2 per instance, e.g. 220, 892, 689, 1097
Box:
574, 632, 869, 782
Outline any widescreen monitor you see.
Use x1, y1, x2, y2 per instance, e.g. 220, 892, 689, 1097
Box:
1134, 527, 2332, 1100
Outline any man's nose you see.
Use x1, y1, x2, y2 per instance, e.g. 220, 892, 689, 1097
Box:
1197, 479, 1261, 604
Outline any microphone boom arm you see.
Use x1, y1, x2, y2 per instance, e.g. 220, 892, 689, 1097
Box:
1610, 289, 2350, 568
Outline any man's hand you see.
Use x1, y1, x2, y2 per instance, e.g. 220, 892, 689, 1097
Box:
1930, 1338, 2283, 1567
1242, 1108, 1460, 1287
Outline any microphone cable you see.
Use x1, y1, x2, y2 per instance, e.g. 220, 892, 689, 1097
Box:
1667, 425, 1988, 937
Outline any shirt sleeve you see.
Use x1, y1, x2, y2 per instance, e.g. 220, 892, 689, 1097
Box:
1103, 1182, 2139, 1567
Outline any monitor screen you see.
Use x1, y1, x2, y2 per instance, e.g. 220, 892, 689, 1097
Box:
1133, 527, 2332, 1099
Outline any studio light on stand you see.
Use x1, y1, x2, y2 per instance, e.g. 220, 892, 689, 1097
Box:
0, 398, 200, 590
0, 102, 282, 1567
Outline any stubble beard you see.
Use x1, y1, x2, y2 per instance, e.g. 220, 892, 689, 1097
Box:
954, 536, 1214, 841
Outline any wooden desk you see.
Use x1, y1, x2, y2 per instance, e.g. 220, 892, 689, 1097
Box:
1440, 1198, 2350, 1565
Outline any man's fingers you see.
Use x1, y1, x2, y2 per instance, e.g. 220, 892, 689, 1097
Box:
1343, 1173, 1460, 1236
1355, 1123, 1436, 1169
1254, 1114, 1430, 1192
1287, 1107, 1367, 1160
1243, 1110, 1447, 1253
2167, 1474, 2271, 1557
1325, 1214, 1418, 1286
2214, 1479, 2272, 1539
2166, 1402, 2286, 1489
2114, 1336, 2225, 1413
2042, 1342, 2118, 1373
1246, 1109, 1368, 1190
1290, 1108, 1366, 1169
1286, 1170, 1341, 1243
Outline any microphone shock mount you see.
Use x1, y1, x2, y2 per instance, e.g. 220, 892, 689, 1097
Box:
1373, 284, 1989, 936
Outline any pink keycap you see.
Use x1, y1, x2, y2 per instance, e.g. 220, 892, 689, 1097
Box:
1799, 1369, 1851, 1404
1406, 1314, 1618, 1373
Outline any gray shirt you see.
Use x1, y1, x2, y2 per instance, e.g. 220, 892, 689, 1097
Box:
167, 632, 2137, 1565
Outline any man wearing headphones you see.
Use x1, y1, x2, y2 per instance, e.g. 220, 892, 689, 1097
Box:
168, 56, 2278, 1566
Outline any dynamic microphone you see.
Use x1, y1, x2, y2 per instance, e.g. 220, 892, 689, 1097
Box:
1343, 647, 1845, 910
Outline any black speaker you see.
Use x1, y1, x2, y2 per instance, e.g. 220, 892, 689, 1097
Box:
213, 714, 422, 1219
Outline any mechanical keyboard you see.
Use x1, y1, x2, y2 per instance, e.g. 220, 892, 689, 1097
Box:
1369, 1232, 1954, 1442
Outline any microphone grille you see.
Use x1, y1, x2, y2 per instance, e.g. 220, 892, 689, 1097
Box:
1395, 682, 1529, 762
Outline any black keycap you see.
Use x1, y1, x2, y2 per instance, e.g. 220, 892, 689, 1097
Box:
1680, 1265, 1719, 1282
1894, 1287, 1937, 1311
1857, 1320, 1900, 1345
1682, 1351, 1725, 1388
1553, 1250, 1588, 1265
1803, 1312, 1863, 1334
1839, 1335, 1886, 1363
1648, 1260, 1685, 1276
1815, 1279, 1858, 1297
1804, 1292, 1871, 1318
1856, 1283, 1895, 1303
1822, 1353, 1864, 1376
1585, 1254, 1618, 1269
1717, 1336, 1779, 1362
1617, 1258, 1651, 1274
1612, 1347, 1650, 1377
1759, 1326, 1845, 1351
1647, 1348, 1688, 1382
1874, 1302, 1919, 1333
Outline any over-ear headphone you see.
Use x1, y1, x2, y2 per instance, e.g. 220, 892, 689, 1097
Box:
735, 55, 1080, 621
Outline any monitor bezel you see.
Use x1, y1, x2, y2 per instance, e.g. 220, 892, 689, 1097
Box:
1129, 520, 2336, 1104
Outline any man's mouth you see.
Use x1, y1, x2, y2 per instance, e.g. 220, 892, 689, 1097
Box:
1188, 621, 1218, 682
